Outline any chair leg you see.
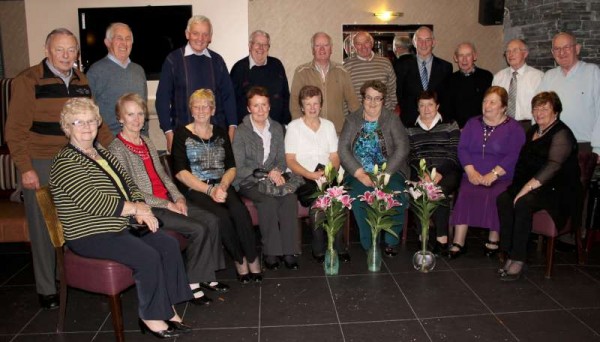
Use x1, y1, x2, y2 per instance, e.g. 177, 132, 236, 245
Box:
56, 250, 67, 333
108, 294, 125, 342
545, 237, 555, 279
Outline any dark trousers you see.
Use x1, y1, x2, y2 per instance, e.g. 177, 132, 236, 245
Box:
238, 185, 299, 256
152, 207, 225, 283
497, 190, 545, 262
21, 159, 56, 295
414, 170, 461, 238
67, 230, 192, 320
186, 187, 257, 264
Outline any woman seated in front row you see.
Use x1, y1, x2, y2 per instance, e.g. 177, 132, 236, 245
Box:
285, 85, 349, 263
108, 93, 229, 305
497, 91, 580, 280
339, 80, 409, 257
406, 90, 462, 256
233, 86, 300, 270
50, 98, 191, 338
171, 89, 262, 283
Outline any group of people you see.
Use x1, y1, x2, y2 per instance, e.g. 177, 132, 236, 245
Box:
4, 12, 599, 339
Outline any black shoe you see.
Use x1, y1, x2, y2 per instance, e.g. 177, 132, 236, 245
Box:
165, 320, 192, 334
431, 241, 448, 257
283, 255, 299, 270
190, 288, 212, 306
200, 281, 230, 293
447, 243, 467, 259
250, 272, 263, 283
264, 255, 280, 270
500, 263, 527, 282
338, 252, 351, 263
139, 318, 179, 338
38, 294, 59, 310
237, 273, 251, 284
484, 240, 500, 257
312, 252, 325, 264
384, 246, 398, 258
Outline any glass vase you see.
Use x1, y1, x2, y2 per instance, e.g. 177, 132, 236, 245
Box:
412, 250, 436, 272
367, 238, 382, 272
324, 248, 339, 275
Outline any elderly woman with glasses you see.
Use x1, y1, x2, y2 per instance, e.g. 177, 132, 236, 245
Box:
339, 80, 410, 257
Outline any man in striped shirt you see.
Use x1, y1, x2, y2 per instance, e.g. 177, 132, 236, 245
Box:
344, 32, 397, 113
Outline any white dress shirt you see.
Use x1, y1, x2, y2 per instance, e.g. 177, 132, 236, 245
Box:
492, 64, 543, 121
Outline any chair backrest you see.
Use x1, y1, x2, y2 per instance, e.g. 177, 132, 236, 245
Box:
578, 151, 598, 193
35, 186, 65, 248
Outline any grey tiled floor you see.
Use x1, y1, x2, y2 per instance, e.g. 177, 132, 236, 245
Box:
1, 228, 600, 342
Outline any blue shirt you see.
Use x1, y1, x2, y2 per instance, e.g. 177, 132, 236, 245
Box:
353, 120, 386, 173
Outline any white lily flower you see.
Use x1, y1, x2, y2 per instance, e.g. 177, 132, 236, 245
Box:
383, 173, 391, 186
430, 167, 437, 181
337, 167, 345, 184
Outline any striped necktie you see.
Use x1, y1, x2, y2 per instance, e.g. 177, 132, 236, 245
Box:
507, 71, 518, 118
420, 61, 429, 90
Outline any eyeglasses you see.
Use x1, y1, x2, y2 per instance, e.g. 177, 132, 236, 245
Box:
551, 44, 575, 54
71, 119, 99, 128
364, 95, 383, 103
191, 105, 213, 111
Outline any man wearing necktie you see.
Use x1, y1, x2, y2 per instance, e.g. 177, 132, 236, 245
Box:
492, 39, 543, 131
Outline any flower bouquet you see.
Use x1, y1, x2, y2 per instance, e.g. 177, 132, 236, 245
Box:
358, 163, 402, 272
312, 163, 353, 275
405, 159, 446, 272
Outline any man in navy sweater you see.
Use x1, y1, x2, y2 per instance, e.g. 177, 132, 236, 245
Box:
230, 30, 290, 125
156, 15, 237, 151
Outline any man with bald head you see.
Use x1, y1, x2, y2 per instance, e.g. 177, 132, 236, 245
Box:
492, 39, 543, 131
87, 22, 148, 135
439, 42, 493, 127
538, 32, 600, 159
6, 28, 113, 310
290, 32, 359, 133
344, 31, 397, 112
394, 26, 452, 127
230, 30, 290, 125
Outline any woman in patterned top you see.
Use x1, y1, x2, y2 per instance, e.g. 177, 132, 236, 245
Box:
338, 80, 410, 256
171, 89, 261, 283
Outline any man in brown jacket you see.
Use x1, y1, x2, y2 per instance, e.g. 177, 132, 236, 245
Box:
5, 28, 113, 310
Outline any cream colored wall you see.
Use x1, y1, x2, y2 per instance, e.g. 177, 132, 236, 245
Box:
0, 0, 29, 77
250, 0, 506, 81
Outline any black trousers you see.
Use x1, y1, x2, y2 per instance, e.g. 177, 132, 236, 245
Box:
497, 190, 546, 262
67, 230, 192, 320
414, 170, 461, 238
152, 206, 225, 283
186, 187, 257, 264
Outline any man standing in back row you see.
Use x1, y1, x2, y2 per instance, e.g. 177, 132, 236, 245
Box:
156, 15, 237, 150
394, 26, 452, 127
290, 32, 360, 133
492, 39, 543, 131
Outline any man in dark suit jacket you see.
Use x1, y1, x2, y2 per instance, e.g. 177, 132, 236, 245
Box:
394, 26, 452, 127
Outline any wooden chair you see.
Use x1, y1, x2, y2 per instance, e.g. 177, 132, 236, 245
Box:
531, 151, 598, 278
36, 186, 135, 342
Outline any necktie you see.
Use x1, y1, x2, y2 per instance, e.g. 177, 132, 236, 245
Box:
507, 71, 517, 118
420, 61, 429, 91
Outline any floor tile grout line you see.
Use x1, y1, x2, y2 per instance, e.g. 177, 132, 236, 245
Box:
257, 283, 262, 342
385, 258, 434, 342
91, 312, 111, 341
449, 267, 520, 341
324, 273, 346, 342
0, 262, 31, 287
575, 264, 600, 286
7, 307, 43, 342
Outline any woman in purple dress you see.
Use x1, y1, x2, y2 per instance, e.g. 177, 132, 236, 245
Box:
448, 86, 525, 259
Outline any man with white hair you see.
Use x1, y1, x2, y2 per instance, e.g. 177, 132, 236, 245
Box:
492, 39, 543, 131
230, 30, 290, 125
394, 26, 452, 127
87, 22, 148, 135
156, 15, 237, 150
344, 31, 397, 112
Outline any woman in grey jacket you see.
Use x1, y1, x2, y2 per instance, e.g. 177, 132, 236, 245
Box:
233, 86, 300, 270
339, 80, 410, 256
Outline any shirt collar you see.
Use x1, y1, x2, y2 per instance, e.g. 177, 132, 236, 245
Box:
107, 53, 131, 68
511, 63, 527, 75
249, 55, 267, 69
416, 54, 433, 64
45, 59, 73, 79
416, 113, 443, 131
184, 43, 211, 58
561, 60, 580, 76
250, 116, 270, 134
461, 66, 477, 76
357, 51, 374, 61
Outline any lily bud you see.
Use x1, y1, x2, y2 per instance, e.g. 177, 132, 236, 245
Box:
373, 164, 379, 175
383, 173, 391, 186
430, 168, 437, 181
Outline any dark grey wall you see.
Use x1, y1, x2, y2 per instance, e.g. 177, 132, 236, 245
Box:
503, 0, 600, 71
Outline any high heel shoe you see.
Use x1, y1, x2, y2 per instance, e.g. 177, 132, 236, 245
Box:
237, 273, 251, 284
165, 320, 192, 334
138, 318, 179, 339
250, 272, 263, 283
484, 240, 499, 257
500, 262, 527, 281
447, 243, 467, 259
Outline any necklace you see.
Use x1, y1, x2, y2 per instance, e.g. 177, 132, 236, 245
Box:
73, 144, 98, 159
481, 116, 509, 158
536, 119, 558, 137
193, 124, 213, 168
